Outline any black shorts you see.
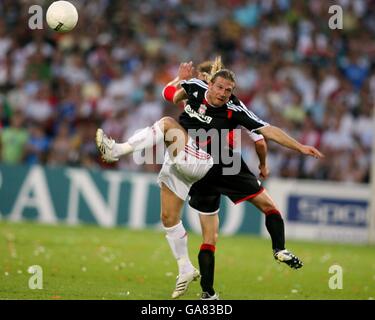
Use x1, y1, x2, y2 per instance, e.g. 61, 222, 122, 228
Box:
188, 158, 264, 213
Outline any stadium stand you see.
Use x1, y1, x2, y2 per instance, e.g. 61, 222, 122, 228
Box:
0, 0, 373, 182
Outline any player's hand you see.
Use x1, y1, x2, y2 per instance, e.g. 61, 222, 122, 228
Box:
178, 61, 194, 81
300, 145, 324, 159
259, 163, 270, 180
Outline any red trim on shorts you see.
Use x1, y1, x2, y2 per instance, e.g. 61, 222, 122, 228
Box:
184, 148, 209, 160
184, 145, 211, 160
234, 187, 265, 204
264, 209, 281, 216
185, 145, 210, 158
200, 243, 216, 252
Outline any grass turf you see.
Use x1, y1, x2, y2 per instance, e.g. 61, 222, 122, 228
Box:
0, 221, 374, 300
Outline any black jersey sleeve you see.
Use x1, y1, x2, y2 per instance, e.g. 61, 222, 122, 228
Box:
227, 100, 269, 132
180, 78, 208, 101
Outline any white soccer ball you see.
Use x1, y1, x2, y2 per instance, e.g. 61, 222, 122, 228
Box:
46, 1, 78, 32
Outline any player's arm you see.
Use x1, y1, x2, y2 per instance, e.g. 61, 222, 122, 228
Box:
258, 125, 324, 158
173, 88, 188, 104
249, 131, 269, 179
162, 62, 193, 103
165, 76, 181, 88
232, 100, 323, 159
255, 138, 269, 179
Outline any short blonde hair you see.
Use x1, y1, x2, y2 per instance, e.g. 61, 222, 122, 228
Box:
210, 69, 236, 84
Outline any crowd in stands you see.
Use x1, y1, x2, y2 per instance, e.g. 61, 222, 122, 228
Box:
0, 0, 374, 183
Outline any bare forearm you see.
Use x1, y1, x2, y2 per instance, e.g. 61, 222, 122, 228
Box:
166, 76, 182, 88
255, 140, 267, 165
259, 125, 303, 153
173, 88, 188, 104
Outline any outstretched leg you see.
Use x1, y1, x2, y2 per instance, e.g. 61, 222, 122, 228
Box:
96, 116, 188, 162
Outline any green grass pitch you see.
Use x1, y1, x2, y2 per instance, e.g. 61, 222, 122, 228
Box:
0, 221, 374, 300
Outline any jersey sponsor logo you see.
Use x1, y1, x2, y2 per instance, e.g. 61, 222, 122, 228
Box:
184, 104, 212, 124
198, 104, 207, 115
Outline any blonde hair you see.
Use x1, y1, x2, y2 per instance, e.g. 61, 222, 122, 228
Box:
197, 56, 224, 82
210, 68, 236, 84
208, 56, 224, 81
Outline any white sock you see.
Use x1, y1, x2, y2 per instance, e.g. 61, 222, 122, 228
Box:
129, 121, 164, 151
112, 142, 133, 158
164, 221, 195, 275
112, 122, 164, 158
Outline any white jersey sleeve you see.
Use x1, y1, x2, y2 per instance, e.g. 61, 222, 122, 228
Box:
247, 131, 264, 142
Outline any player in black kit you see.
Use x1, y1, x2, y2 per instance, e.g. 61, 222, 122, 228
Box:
96, 63, 324, 300
171, 67, 323, 299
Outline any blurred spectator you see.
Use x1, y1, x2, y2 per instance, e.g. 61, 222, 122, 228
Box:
0, 110, 29, 164
47, 121, 72, 166
25, 122, 50, 165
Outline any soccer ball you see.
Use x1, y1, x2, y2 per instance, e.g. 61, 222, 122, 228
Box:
46, 1, 78, 32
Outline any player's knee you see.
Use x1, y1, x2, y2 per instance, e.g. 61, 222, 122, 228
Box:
210, 232, 218, 246
159, 116, 177, 131
203, 232, 218, 246
160, 210, 170, 226
160, 210, 179, 227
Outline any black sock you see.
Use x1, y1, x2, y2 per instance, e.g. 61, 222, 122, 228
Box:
198, 244, 215, 296
265, 212, 285, 252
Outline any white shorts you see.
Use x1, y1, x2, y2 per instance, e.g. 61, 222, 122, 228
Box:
157, 137, 214, 200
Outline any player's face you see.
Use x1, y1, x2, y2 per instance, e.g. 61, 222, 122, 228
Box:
207, 77, 235, 107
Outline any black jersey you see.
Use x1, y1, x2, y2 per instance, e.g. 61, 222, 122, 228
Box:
179, 78, 268, 162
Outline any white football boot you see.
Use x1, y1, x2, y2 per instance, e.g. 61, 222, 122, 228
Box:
95, 128, 119, 163
200, 292, 219, 300
274, 249, 303, 269
171, 268, 200, 299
